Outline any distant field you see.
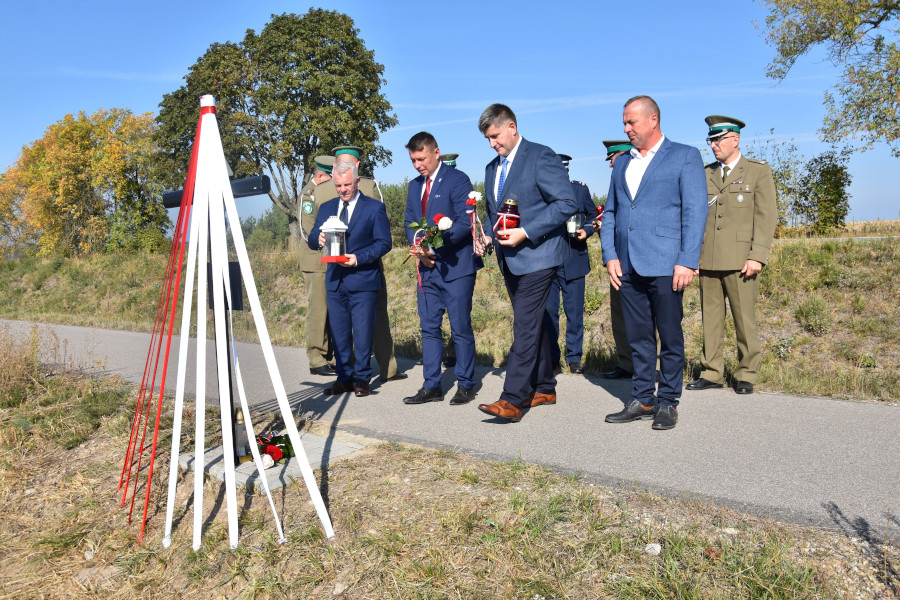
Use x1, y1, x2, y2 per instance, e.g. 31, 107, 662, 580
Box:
1, 221, 898, 402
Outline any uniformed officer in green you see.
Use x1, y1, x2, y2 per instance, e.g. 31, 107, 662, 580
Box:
317, 145, 405, 382
598, 140, 638, 379
686, 116, 777, 395
440, 153, 459, 168
299, 155, 337, 376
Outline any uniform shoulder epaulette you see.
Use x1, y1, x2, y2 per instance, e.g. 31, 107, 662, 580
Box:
572, 180, 587, 187
747, 158, 768, 165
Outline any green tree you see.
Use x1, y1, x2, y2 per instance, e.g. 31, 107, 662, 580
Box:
757, 0, 900, 155
155, 9, 398, 251
743, 130, 804, 234
797, 148, 852, 234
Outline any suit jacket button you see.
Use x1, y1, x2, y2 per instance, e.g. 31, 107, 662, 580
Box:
716, 226, 722, 230
628, 227, 633, 231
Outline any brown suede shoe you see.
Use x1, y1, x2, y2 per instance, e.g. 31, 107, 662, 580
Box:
477, 400, 522, 422
354, 380, 370, 397
324, 381, 354, 395
525, 391, 557, 407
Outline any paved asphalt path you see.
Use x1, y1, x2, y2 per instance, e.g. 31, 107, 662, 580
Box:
5, 319, 898, 544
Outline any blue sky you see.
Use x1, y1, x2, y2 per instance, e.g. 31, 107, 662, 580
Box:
1, 0, 896, 221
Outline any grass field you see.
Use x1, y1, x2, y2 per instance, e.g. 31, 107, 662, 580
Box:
1, 330, 897, 599
1, 221, 898, 402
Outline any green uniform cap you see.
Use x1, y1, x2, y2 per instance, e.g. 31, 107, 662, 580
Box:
602, 140, 633, 161
440, 153, 459, 167
332, 145, 363, 159
313, 155, 335, 174
704, 115, 746, 140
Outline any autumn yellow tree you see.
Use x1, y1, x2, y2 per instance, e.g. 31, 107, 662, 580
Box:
0, 109, 168, 256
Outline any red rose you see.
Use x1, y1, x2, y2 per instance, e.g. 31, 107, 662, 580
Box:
264, 444, 284, 461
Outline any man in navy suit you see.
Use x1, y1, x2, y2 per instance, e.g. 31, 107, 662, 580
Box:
475, 104, 576, 422
600, 95, 707, 430
309, 162, 392, 398
544, 153, 596, 375
402, 132, 482, 407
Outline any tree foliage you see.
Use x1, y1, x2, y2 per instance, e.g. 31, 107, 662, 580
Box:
744, 130, 805, 234
797, 148, 852, 233
0, 109, 167, 256
758, 0, 900, 155
155, 9, 398, 249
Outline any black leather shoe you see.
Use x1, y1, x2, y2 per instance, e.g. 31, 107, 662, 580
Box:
605, 400, 656, 423
734, 381, 754, 395
443, 356, 457, 368
652, 405, 678, 430
602, 367, 633, 380
415, 357, 424, 366
685, 378, 724, 391
310, 364, 336, 376
354, 380, 370, 397
449, 386, 475, 405
380, 372, 409, 383
324, 380, 354, 395
568, 362, 584, 374
403, 387, 443, 405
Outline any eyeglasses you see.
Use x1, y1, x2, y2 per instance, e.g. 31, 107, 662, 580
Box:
707, 135, 737, 146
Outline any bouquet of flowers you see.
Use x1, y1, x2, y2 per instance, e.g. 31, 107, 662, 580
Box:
408, 213, 453, 252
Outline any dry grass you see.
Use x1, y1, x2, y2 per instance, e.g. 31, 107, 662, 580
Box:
780, 219, 900, 239
1, 333, 898, 598
1, 225, 898, 402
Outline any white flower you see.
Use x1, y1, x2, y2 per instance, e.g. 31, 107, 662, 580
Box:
468, 191, 483, 202
437, 216, 453, 231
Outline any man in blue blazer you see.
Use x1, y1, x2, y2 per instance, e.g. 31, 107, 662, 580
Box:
600, 95, 707, 430
475, 104, 576, 422
402, 132, 482, 407
544, 153, 597, 375
309, 162, 392, 398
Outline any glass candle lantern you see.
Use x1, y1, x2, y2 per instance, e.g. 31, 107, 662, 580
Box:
319, 215, 349, 263
566, 213, 584, 237
496, 199, 520, 240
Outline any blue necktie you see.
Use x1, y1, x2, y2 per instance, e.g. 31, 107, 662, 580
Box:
339, 201, 350, 226
498, 157, 509, 199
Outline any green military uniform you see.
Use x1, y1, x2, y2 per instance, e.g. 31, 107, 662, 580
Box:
320, 151, 400, 380
299, 156, 336, 370
698, 117, 777, 385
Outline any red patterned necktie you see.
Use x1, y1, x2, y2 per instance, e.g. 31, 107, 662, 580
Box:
421, 176, 431, 216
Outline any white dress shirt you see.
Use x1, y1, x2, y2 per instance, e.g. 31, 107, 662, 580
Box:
625, 135, 666, 198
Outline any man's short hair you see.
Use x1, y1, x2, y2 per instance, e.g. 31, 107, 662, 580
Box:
405, 131, 438, 152
624, 95, 661, 124
333, 161, 358, 179
478, 103, 517, 133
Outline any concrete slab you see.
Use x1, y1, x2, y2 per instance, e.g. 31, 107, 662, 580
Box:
177, 431, 367, 492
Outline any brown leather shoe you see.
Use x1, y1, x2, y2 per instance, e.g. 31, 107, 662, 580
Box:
354, 380, 370, 397
525, 391, 557, 407
324, 381, 354, 395
477, 400, 522, 422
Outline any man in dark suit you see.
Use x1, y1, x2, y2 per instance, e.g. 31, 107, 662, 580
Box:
308, 161, 392, 398
544, 153, 596, 375
402, 132, 482, 406
600, 95, 707, 430
475, 103, 576, 422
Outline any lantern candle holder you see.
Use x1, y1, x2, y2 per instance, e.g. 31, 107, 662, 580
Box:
319, 215, 350, 263
495, 198, 520, 240
566, 213, 584, 237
